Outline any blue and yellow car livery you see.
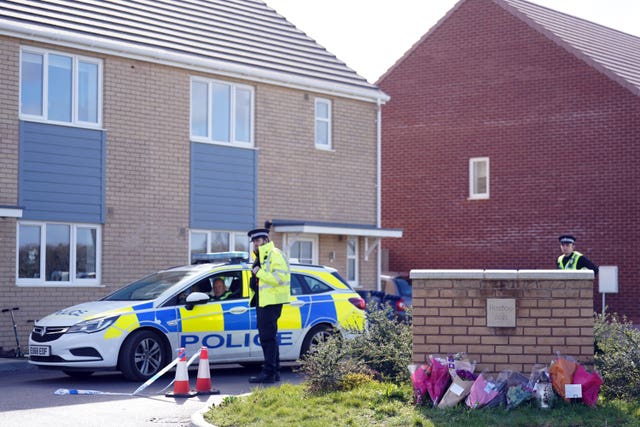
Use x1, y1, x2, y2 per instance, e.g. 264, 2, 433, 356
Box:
28, 254, 366, 381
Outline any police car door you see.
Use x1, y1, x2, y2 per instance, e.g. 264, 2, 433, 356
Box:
178, 271, 252, 361
249, 272, 312, 360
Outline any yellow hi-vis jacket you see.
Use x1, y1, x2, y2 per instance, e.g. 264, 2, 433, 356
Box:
557, 251, 583, 270
251, 241, 291, 307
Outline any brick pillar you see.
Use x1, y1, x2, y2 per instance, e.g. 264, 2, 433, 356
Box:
411, 269, 594, 374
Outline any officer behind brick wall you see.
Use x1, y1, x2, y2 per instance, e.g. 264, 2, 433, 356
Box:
247, 224, 291, 384
557, 234, 599, 274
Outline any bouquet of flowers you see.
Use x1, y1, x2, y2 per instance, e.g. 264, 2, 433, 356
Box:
549, 356, 577, 401
483, 370, 509, 408
410, 356, 452, 406
466, 372, 502, 409
438, 368, 477, 408
529, 364, 555, 409
572, 364, 603, 407
425, 356, 452, 406
505, 371, 535, 410
409, 363, 431, 405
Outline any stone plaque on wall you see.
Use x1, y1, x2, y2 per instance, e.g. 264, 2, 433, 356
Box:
487, 298, 516, 327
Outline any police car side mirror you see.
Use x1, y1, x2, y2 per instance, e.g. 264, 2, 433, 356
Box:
185, 292, 210, 310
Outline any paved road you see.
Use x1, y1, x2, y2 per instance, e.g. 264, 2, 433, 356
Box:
0, 358, 304, 426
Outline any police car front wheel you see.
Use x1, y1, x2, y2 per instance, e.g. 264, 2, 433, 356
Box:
119, 330, 170, 381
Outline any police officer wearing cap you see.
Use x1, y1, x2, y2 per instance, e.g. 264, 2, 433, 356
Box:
247, 225, 291, 383
557, 235, 598, 273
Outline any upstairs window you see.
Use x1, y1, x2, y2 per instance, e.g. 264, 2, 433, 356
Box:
469, 157, 490, 199
20, 47, 102, 127
190, 77, 254, 147
315, 98, 332, 150
189, 230, 249, 264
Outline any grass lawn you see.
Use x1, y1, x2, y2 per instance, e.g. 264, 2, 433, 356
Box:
204, 381, 640, 427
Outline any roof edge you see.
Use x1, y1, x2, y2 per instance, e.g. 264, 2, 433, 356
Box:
0, 21, 389, 104
494, 0, 640, 98
376, 0, 468, 84
271, 219, 403, 238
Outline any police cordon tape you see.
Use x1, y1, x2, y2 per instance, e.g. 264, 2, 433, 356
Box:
54, 347, 203, 397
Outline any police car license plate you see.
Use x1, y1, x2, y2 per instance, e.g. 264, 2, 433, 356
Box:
29, 345, 50, 356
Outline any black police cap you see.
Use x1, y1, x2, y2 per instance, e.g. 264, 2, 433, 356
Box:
559, 235, 576, 244
248, 228, 270, 241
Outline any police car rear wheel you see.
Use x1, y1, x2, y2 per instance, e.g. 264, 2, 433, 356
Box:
119, 330, 168, 381
300, 324, 334, 357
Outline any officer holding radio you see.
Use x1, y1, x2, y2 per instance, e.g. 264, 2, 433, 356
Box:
247, 225, 291, 384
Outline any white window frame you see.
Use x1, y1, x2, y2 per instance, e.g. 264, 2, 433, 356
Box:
469, 157, 490, 200
16, 221, 102, 286
285, 234, 318, 265
346, 236, 359, 286
189, 229, 249, 263
19, 46, 103, 128
314, 97, 332, 150
190, 76, 254, 148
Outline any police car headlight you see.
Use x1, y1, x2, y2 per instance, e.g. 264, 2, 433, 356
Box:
67, 316, 119, 334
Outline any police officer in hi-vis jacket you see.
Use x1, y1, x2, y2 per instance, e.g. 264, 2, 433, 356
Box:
247, 226, 291, 383
557, 234, 598, 274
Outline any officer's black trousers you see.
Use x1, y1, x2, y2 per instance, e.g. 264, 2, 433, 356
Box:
256, 303, 283, 376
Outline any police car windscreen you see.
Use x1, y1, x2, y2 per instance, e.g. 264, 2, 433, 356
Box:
102, 271, 192, 301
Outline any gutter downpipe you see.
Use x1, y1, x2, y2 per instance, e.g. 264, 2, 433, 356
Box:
376, 98, 382, 292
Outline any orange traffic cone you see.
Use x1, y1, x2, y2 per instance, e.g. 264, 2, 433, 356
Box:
194, 346, 220, 395
166, 348, 196, 398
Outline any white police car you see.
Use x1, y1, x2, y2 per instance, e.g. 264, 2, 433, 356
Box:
28, 252, 366, 381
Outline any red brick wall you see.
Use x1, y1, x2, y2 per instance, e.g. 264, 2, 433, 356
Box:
379, 0, 640, 321
411, 270, 594, 374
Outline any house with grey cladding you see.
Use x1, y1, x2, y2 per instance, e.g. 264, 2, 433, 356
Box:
0, 0, 400, 353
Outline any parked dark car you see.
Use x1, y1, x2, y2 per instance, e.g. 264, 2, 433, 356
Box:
380, 273, 412, 308
357, 288, 410, 323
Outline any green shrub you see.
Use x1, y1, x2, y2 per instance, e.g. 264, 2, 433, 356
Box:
594, 312, 640, 400
340, 372, 376, 391
297, 330, 375, 394
298, 304, 413, 394
348, 304, 413, 383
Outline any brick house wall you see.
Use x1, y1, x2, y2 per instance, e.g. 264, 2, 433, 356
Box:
103, 56, 191, 286
0, 37, 381, 349
255, 84, 380, 288
412, 269, 595, 375
379, 0, 640, 322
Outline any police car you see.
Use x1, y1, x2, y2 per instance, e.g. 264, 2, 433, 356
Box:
28, 252, 366, 381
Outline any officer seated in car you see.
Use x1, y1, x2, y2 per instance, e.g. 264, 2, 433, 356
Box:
211, 278, 232, 301
178, 279, 212, 304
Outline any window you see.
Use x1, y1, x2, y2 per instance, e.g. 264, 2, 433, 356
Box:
291, 273, 332, 295
346, 236, 358, 285
17, 222, 101, 285
314, 98, 332, 149
20, 47, 102, 127
190, 77, 254, 146
189, 230, 249, 263
469, 157, 489, 199
284, 235, 317, 264
290, 240, 313, 264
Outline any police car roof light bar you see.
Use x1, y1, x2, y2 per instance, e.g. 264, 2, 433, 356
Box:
191, 251, 249, 264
